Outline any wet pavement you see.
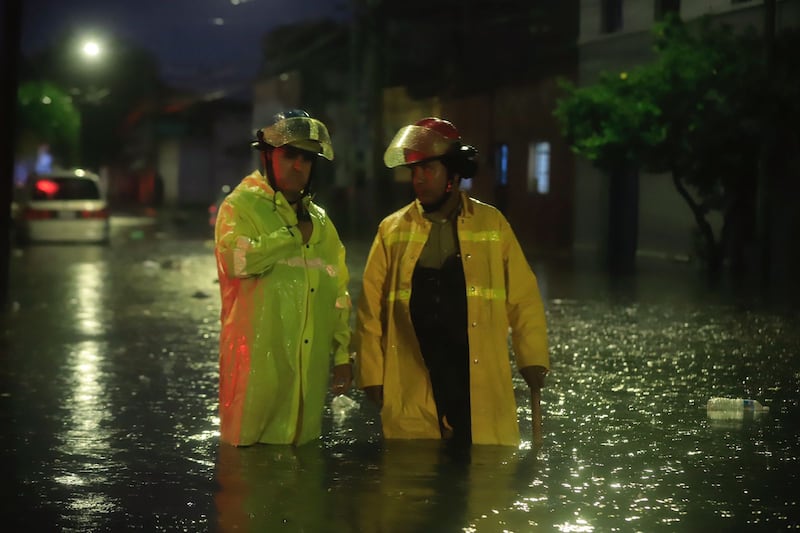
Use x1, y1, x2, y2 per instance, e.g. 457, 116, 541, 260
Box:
1, 207, 799, 532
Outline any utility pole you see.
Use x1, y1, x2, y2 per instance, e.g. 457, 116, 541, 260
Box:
347, 0, 364, 238
1, 0, 23, 310
363, 0, 383, 228
756, 0, 776, 287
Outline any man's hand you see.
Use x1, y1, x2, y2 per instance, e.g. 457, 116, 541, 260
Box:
363, 385, 384, 408
331, 363, 352, 395
519, 365, 548, 390
520, 365, 548, 447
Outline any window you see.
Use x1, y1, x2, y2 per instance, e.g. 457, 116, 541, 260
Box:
494, 143, 509, 186
527, 142, 550, 195
655, 0, 680, 20
601, 0, 623, 33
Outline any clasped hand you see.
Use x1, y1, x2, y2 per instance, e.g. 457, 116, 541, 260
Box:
331, 363, 352, 395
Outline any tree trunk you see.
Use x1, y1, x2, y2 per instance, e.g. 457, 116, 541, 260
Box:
756, 0, 777, 287
606, 165, 639, 275
671, 172, 722, 276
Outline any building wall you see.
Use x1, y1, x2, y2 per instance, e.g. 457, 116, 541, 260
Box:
177, 140, 213, 206
158, 140, 180, 205
210, 112, 252, 195
478, 79, 574, 253
155, 105, 250, 208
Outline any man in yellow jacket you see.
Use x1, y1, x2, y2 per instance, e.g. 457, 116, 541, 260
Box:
215, 110, 352, 446
355, 117, 549, 446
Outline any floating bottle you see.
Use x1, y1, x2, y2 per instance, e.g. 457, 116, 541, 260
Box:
706, 397, 769, 420
332, 394, 358, 424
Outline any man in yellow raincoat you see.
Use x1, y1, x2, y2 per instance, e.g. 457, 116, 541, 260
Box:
215, 110, 352, 446
355, 117, 549, 446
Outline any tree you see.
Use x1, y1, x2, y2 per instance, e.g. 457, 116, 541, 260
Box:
21, 30, 163, 170
16, 80, 81, 165
555, 16, 767, 275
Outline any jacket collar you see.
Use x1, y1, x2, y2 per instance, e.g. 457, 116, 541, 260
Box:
407, 191, 474, 223
238, 171, 320, 238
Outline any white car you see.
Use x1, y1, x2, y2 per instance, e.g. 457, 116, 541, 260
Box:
16, 168, 110, 244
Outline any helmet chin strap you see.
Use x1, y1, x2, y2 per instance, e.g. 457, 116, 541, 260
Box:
263, 150, 279, 191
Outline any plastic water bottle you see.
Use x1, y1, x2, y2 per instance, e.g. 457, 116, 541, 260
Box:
706, 397, 769, 420
332, 394, 358, 424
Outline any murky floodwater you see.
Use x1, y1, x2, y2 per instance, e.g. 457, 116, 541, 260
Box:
2, 221, 799, 532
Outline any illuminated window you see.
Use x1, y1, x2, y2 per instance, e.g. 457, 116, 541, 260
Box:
527, 142, 550, 194
494, 143, 509, 186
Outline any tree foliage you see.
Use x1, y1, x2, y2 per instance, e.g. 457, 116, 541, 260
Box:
16, 81, 81, 165
20, 30, 163, 169
553, 15, 797, 273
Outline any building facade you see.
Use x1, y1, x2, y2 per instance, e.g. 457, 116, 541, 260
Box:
575, 0, 800, 263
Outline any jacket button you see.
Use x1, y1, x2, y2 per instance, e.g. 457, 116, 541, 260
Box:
473, 359, 479, 364
304, 339, 309, 344
310, 288, 315, 292
471, 322, 477, 327
470, 286, 476, 293
465, 254, 472, 260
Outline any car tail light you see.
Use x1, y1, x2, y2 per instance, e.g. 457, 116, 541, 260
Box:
80, 208, 109, 219
23, 207, 56, 220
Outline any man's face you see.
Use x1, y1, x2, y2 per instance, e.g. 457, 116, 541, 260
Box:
410, 159, 449, 206
270, 145, 315, 201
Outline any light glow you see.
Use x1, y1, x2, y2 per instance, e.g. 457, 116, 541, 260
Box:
81, 40, 101, 59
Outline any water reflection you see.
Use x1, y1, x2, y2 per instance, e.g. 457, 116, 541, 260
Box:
6, 239, 800, 531
57, 340, 120, 521
72, 262, 107, 336
215, 443, 333, 532
215, 440, 546, 532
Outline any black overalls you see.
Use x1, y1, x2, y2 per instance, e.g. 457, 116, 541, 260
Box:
409, 253, 472, 444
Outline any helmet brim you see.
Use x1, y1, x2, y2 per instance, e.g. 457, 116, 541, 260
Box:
252, 116, 334, 160
383, 125, 455, 168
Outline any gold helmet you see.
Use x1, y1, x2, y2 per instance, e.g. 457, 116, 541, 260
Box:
252, 109, 334, 161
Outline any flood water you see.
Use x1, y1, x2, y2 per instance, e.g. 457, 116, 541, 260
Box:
2, 225, 799, 532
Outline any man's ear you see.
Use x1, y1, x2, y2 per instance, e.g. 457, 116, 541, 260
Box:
445, 176, 460, 192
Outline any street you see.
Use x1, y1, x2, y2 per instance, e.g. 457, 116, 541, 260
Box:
1, 208, 799, 531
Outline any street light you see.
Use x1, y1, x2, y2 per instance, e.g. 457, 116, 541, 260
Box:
80, 39, 102, 61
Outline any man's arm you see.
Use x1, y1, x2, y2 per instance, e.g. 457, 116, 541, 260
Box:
354, 229, 389, 406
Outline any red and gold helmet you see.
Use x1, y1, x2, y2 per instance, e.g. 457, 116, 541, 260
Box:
383, 117, 461, 168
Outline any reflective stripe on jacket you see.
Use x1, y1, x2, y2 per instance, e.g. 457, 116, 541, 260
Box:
355, 192, 548, 445
215, 171, 351, 446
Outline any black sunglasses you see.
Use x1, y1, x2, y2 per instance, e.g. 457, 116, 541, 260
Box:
282, 145, 317, 162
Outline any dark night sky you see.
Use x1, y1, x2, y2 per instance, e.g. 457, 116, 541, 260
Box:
20, 0, 350, 95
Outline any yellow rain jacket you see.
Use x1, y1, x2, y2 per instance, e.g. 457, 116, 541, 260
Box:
215, 171, 351, 446
355, 192, 548, 446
